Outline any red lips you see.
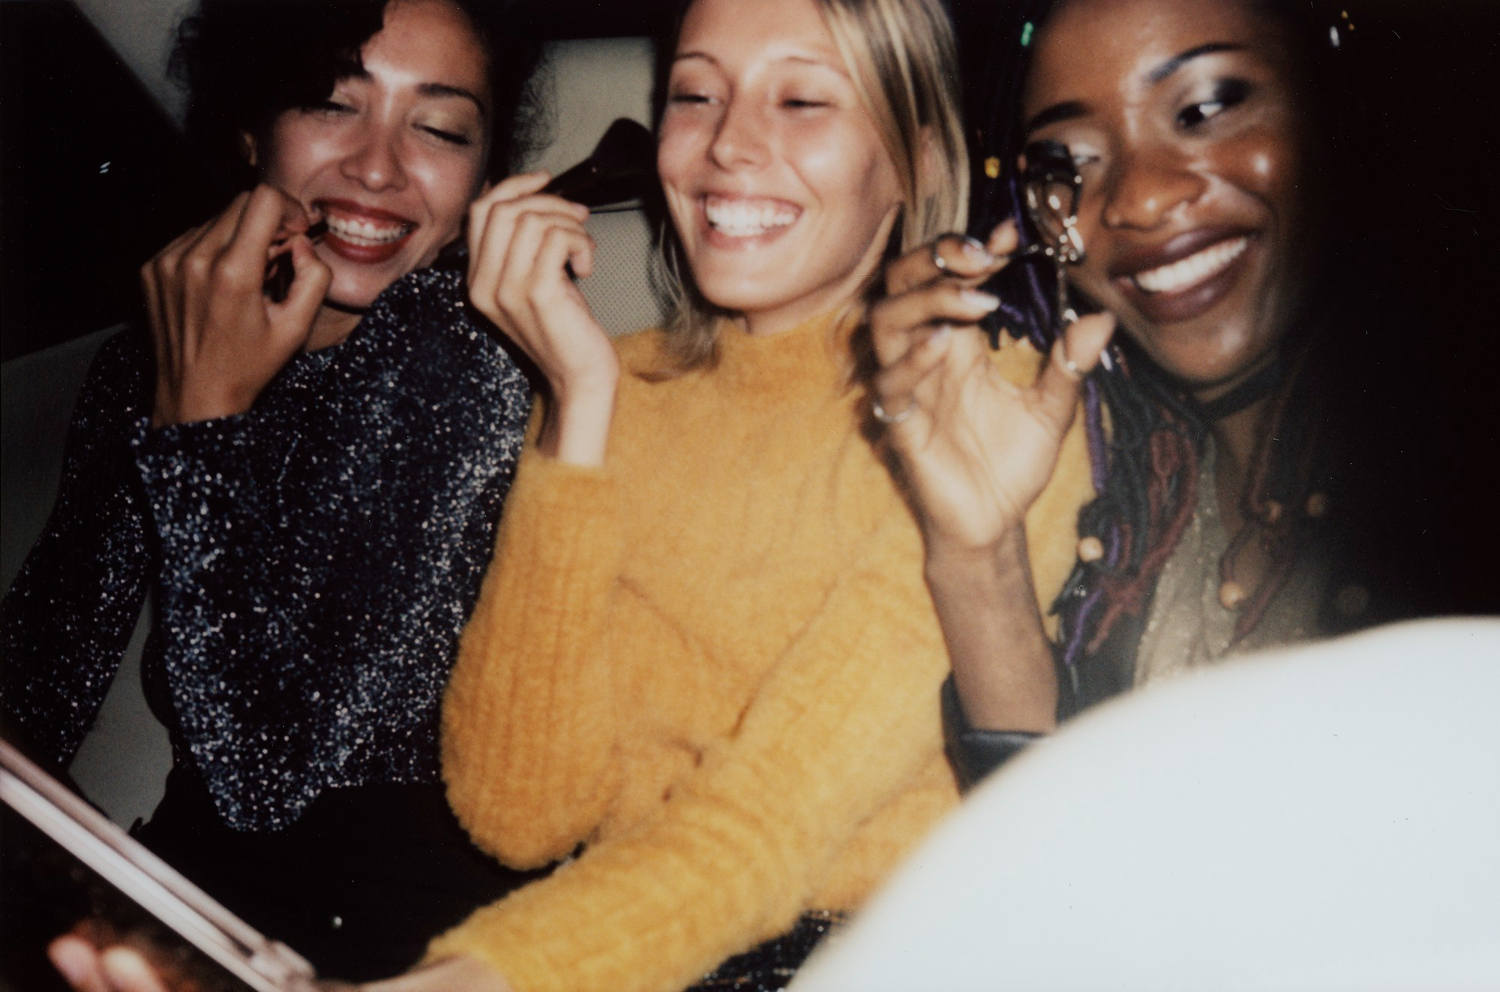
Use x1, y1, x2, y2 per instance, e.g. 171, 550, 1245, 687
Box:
314, 199, 417, 266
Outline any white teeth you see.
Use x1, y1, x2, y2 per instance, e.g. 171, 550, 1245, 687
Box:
1133, 236, 1249, 294
325, 214, 413, 246
704, 197, 798, 238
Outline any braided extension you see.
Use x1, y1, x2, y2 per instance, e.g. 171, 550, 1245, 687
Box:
969, 0, 1356, 684
1053, 351, 1206, 671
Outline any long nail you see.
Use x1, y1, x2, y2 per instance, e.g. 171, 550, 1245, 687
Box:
960, 288, 1001, 312
960, 236, 993, 264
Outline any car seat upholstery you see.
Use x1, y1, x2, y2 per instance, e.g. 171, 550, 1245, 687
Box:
1, 33, 664, 826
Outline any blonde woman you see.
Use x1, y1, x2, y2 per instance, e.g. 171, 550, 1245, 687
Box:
47, 0, 1092, 990
377, 0, 1096, 989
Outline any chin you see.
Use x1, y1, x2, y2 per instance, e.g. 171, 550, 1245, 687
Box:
691, 266, 777, 313
325, 269, 400, 311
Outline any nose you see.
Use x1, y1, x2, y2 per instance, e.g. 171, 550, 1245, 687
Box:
708, 97, 769, 171
339, 121, 408, 192
1099, 146, 1206, 231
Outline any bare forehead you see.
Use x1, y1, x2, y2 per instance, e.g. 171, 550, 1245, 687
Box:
363, 0, 491, 94
1024, 0, 1278, 111
674, 0, 844, 72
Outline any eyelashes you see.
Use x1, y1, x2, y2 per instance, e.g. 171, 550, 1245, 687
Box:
422, 126, 474, 146
1177, 78, 1254, 129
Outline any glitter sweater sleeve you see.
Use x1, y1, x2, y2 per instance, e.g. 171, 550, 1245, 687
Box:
1, 331, 156, 767
131, 269, 531, 831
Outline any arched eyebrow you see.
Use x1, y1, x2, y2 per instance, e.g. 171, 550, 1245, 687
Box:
335, 69, 488, 116
417, 82, 488, 117
1024, 100, 1086, 138
1023, 42, 1245, 137
1146, 42, 1244, 84
671, 50, 848, 76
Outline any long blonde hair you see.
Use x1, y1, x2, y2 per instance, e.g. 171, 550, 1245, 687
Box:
655, 0, 969, 372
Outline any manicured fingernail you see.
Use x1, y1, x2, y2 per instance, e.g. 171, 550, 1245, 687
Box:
930, 323, 953, 341
960, 236, 993, 263
961, 288, 1001, 311
988, 221, 1019, 253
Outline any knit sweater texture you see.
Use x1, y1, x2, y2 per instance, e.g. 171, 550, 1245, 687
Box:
431, 313, 1093, 992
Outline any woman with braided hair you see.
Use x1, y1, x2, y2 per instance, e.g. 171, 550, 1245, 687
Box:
868, 0, 1446, 783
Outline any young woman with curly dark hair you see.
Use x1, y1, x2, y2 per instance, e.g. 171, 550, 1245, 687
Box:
6, 0, 546, 979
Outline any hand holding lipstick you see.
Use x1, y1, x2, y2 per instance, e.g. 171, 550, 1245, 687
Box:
142, 185, 331, 427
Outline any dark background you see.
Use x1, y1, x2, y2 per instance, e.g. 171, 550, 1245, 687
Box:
2, 0, 1497, 361
0, 0, 674, 363
2, 0, 1498, 612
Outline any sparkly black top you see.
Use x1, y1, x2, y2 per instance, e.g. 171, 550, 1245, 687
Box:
1, 268, 531, 831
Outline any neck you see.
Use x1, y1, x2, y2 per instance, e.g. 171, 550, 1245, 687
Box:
738, 301, 853, 338
1209, 393, 1272, 536
306, 303, 364, 352
1192, 348, 1284, 528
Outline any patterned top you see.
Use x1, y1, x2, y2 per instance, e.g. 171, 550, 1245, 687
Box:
1, 267, 531, 831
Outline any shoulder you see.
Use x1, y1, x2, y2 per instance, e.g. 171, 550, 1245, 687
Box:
353, 268, 532, 415
69, 326, 153, 423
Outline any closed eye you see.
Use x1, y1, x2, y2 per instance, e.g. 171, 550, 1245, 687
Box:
422, 126, 472, 146
309, 98, 355, 115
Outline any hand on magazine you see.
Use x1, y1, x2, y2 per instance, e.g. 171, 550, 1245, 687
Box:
50, 932, 511, 992
48, 927, 349, 992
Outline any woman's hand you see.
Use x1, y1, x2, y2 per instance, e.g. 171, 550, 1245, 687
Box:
50, 932, 509, 992
868, 222, 1114, 732
142, 185, 330, 427
49, 935, 171, 992
467, 172, 620, 466
869, 221, 1114, 557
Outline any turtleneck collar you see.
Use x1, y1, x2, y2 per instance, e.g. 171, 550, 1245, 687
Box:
710, 308, 863, 394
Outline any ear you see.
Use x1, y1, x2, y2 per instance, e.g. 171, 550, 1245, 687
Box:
240, 131, 258, 169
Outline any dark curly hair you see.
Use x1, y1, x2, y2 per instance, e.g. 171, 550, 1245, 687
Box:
170, 0, 545, 193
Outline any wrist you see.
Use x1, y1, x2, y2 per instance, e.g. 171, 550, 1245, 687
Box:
152, 384, 256, 428
538, 368, 618, 466
924, 527, 1058, 734
923, 526, 1030, 593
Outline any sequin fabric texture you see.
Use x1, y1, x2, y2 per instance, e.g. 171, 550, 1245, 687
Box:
686, 911, 849, 992
1, 267, 531, 831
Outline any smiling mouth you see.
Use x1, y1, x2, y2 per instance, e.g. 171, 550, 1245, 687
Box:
323, 212, 415, 246
1131, 236, 1249, 295
703, 195, 799, 239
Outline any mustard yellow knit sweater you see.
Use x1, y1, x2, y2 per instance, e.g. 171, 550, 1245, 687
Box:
430, 313, 1093, 992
